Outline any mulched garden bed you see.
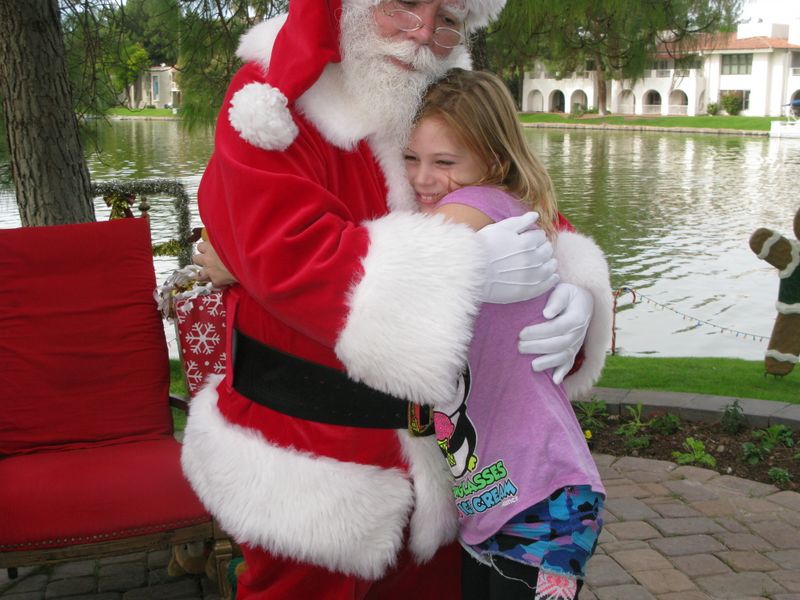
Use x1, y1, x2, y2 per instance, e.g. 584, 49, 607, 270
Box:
577, 403, 799, 492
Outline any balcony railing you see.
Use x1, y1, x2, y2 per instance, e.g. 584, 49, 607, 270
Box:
642, 104, 662, 115
792, 67, 800, 76
668, 105, 688, 115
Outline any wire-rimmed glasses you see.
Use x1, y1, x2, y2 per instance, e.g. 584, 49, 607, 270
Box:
380, 1, 465, 49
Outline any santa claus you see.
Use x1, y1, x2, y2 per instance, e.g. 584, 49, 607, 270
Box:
181, 1, 612, 598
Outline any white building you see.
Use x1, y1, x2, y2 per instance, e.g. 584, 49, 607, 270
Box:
522, 21, 800, 117
124, 65, 181, 110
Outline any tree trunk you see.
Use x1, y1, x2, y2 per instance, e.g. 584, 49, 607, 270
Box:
469, 29, 489, 71
0, 0, 94, 226
595, 56, 608, 116
597, 76, 608, 115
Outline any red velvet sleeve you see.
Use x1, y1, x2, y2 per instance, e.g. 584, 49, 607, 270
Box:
198, 71, 379, 348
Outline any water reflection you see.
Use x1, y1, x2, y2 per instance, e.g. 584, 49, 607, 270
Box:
526, 128, 798, 359
2, 120, 798, 360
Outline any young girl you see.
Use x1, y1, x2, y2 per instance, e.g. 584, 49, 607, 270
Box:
403, 68, 605, 600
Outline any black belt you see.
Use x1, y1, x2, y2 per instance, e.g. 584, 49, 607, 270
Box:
232, 329, 433, 435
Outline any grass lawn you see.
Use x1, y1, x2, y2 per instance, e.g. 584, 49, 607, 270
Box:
519, 113, 775, 132
598, 355, 800, 404
170, 360, 188, 431
106, 106, 177, 118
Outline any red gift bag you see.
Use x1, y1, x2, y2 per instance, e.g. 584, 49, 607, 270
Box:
156, 267, 227, 398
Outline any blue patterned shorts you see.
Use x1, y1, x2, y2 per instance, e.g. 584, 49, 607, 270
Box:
467, 485, 604, 580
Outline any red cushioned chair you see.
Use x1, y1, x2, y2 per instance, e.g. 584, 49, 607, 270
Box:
0, 218, 232, 597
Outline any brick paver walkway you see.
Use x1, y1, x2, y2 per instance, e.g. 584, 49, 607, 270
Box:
3, 389, 800, 600
582, 454, 800, 600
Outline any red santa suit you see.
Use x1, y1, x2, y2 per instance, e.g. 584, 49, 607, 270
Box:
180, 1, 612, 598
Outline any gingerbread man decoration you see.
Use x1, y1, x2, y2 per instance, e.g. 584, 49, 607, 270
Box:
749, 206, 800, 376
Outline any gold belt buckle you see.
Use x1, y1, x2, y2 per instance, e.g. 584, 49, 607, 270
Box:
408, 402, 433, 436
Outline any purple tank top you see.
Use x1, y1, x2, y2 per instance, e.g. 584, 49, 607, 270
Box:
431, 186, 605, 545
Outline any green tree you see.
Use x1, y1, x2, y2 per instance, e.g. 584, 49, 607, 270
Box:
122, 0, 180, 66
176, 1, 287, 130
488, 0, 743, 115
482, 2, 552, 108
61, 2, 136, 118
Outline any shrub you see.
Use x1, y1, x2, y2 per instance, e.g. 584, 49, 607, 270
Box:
673, 437, 716, 467
706, 102, 720, 116
575, 397, 609, 431
742, 441, 768, 465
752, 424, 794, 451
768, 467, 792, 486
624, 435, 651, 451
721, 400, 746, 434
720, 93, 743, 116
650, 413, 681, 435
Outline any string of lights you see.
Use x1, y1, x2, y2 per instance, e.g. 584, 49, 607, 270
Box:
612, 286, 770, 355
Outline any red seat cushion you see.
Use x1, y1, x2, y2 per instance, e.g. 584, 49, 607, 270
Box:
0, 219, 172, 456
0, 437, 210, 551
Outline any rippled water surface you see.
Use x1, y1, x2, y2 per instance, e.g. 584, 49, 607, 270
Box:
2, 120, 798, 360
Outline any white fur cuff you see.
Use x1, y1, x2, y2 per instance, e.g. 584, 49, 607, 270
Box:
335, 212, 486, 408
228, 82, 298, 151
555, 232, 613, 400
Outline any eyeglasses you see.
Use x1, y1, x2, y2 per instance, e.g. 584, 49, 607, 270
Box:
380, 1, 465, 49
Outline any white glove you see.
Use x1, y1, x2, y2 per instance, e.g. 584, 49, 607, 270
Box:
476, 212, 559, 304
518, 283, 593, 385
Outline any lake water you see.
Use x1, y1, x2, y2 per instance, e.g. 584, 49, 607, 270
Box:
2, 119, 798, 361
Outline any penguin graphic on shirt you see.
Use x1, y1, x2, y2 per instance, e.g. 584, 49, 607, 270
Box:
433, 366, 478, 478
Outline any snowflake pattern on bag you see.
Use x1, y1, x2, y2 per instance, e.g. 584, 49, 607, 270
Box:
535, 571, 578, 600
174, 293, 227, 398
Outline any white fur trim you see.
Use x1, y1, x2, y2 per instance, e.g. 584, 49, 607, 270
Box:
462, 0, 506, 31
181, 377, 414, 579
766, 349, 799, 364
756, 231, 782, 259
335, 212, 485, 407
554, 232, 613, 400
397, 432, 459, 562
777, 301, 800, 314
235, 15, 286, 70
228, 82, 298, 151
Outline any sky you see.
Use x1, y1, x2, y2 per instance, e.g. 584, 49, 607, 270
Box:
740, 0, 800, 24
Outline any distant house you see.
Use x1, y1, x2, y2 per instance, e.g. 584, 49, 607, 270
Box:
522, 21, 800, 117
124, 65, 181, 110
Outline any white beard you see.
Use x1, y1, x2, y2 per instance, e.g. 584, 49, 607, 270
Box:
339, 5, 464, 147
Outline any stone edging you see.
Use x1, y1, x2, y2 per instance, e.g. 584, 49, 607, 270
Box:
582, 387, 800, 430
107, 115, 180, 121
521, 121, 769, 137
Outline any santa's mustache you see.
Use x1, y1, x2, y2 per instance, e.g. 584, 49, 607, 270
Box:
372, 37, 449, 75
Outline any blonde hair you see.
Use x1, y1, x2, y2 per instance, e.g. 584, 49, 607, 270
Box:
416, 68, 558, 238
